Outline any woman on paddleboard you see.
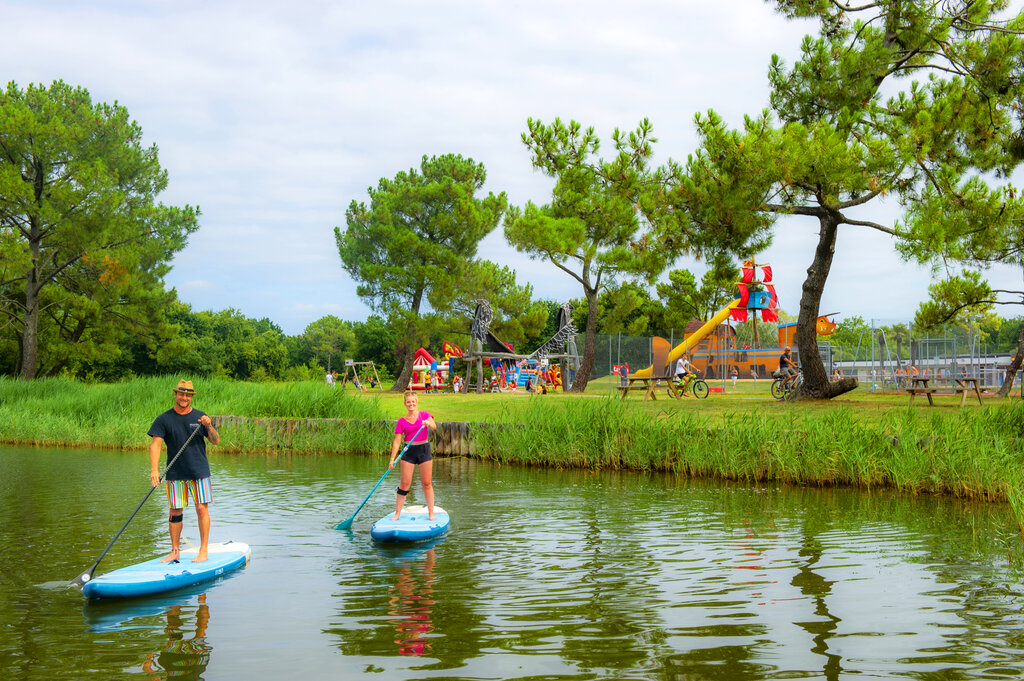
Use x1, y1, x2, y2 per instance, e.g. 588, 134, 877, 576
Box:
389, 391, 438, 520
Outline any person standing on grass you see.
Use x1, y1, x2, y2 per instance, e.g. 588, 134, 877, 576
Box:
148, 380, 220, 563
731, 366, 738, 387
389, 391, 438, 520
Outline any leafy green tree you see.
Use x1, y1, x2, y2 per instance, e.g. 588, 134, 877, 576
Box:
444, 260, 547, 348
0, 80, 199, 379
351, 314, 398, 378
520, 299, 566, 354
915, 271, 1024, 396
594, 282, 665, 336
505, 118, 673, 391
566, 282, 672, 337
207, 312, 288, 380
826, 315, 869, 362
283, 333, 312, 374
151, 301, 226, 376
302, 315, 355, 373
337, 154, 507, 391
153, 305, 289, 380
667, 1, 1024, 399
657, 253, 739, 329
994, 316, 1024, 354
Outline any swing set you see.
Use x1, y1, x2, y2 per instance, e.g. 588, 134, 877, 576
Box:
340, 360, 384, 392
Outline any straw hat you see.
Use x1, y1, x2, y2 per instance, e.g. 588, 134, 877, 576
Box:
174, 379, 196, 394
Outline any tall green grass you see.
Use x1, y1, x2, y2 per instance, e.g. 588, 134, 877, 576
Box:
472, 397, 1024, 508
0, 376, 387, 448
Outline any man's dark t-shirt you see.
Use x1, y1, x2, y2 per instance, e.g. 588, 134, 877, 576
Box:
148, 409, 211, 481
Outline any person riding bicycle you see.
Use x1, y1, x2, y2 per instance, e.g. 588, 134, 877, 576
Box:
779, 347, 798, 389
675, 354, 697, 396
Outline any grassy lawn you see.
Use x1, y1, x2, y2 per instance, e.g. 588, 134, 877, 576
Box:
356, 377, 1008, 426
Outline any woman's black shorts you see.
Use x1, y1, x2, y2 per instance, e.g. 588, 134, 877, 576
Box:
403, 442, 432, 465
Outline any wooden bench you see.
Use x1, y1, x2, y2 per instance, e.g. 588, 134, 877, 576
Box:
905, 387, 937, 405
907, 378, 937, 405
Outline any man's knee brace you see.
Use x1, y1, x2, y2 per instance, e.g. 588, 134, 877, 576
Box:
396, 487, 409, 496
169, 513, 183, 524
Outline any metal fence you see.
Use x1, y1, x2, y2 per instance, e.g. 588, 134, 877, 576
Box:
586, 331, 1021, 395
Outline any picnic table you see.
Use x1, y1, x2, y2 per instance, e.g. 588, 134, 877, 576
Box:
618, 376, 660, 401
953, 377, 983, 407
906, 377, 937, 405
906, 376, 984, 407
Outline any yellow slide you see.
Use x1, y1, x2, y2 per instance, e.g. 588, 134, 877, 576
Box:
632, 299, 742, 378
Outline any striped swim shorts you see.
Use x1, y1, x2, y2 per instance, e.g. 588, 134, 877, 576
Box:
166, 478, 212, 509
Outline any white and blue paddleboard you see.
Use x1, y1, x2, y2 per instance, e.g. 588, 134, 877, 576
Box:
370, 505, 450, 543
82, 541, 250, 600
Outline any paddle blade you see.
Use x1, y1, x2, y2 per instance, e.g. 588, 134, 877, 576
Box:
68, 568, 95, 590
335, 517, 354, 530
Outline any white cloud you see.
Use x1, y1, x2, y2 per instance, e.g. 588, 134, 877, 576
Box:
4, 0, 1022, 335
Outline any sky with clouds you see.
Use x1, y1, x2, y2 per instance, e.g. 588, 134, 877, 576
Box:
5, 0, 1023, 335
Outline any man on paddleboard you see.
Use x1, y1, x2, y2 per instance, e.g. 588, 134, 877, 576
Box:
148, 380, 220, 563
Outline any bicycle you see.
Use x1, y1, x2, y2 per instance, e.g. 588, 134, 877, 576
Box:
669, 375, 710, 399
771, 370, 802, 400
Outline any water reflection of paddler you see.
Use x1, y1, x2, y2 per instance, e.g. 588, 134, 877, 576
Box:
142, 594, 212, 680
387, 548, 436, 657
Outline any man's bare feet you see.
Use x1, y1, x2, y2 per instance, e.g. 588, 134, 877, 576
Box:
160, 550, 180, 563
192, 551, 208, 563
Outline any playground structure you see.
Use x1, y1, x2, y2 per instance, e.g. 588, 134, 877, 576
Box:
629, 260, 789, 385
631, 299, 744, 381
462, 300, 580, 393
407, 346, 464, 391
340, 360, 383, 391
477, 356, 563, 391
689, 321, 803, 379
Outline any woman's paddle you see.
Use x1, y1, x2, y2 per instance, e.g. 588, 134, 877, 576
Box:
335, 423, 426, 530
69, 422, 205, 589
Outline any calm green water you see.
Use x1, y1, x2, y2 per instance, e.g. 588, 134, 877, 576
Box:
2, 445, 1024, 680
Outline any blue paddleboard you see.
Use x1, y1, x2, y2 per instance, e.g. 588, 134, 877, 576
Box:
370, 505, 450, 543
81, 541, 250, 599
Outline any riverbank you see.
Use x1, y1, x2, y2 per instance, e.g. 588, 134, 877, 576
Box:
4, 376, 1024, 529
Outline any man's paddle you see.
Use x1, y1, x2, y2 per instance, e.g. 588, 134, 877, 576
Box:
69, 421, 206, 589
335, 423, 426, 530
